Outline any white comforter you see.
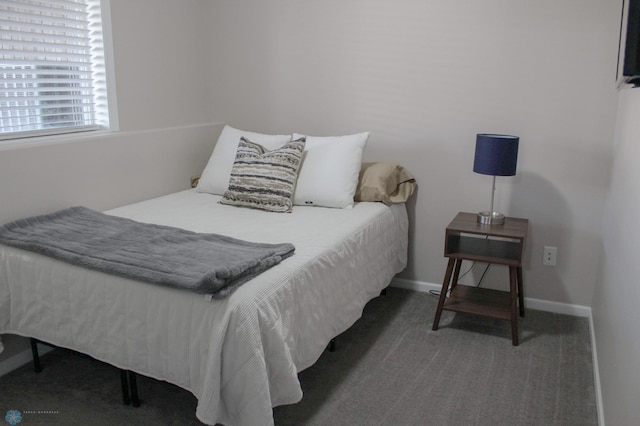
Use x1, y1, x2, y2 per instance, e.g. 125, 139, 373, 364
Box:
0, 189, 408, 425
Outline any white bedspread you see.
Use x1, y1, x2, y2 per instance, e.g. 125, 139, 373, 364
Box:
0, 189, 408, 426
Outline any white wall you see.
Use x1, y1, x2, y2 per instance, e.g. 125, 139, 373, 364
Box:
0, 0, 221, 363
593, 87, 640, 426
0, 125, 218, 224
204, 0, 620, 307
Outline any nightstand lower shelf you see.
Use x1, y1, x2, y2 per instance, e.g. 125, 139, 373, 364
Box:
432, 258, 525, 345
443, 286, 511, 321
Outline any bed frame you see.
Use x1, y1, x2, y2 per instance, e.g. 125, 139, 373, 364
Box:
28, 332, 346, 409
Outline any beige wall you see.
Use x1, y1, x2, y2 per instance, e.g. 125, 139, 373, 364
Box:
204, 0, 620, 307
109, 0, 211, 131
593, 88, 640, 425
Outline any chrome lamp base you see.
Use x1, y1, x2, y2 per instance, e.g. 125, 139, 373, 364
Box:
477, 211, 505, 226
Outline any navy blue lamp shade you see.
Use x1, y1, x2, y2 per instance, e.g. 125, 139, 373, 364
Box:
473, 134, 519, 176
473, 134, 519, 225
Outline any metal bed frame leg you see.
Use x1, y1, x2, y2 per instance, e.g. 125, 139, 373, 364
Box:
120, 370, 131, 405
128, 371, 140, 407
30, 337, 139, 408
30, 338, 42, 373
120, 370, 140, 407
328, 338, 336, 352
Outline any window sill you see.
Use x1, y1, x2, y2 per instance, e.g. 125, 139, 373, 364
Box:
0, 129, 117, 151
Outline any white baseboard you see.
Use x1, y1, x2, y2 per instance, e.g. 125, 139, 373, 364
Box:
390, 277, 604, 425
588, 313, 605, 426
0, 343, 54, 378
390, 277, 591, 317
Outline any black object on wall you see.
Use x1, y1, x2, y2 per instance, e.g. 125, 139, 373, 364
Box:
618, 0, 640, 88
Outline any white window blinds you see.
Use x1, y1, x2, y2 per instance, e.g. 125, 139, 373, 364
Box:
0, 0, 110, 140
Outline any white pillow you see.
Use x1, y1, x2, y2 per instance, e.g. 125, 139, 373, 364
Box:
197, 125, 291, 195
293, 132, 369, 208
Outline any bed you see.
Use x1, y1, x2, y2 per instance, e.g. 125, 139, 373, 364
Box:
0, 188, 409, 425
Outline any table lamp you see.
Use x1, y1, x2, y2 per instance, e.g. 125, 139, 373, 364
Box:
473, 133, 519, 225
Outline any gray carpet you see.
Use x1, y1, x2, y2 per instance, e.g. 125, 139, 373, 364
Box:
0, 287, 597, 425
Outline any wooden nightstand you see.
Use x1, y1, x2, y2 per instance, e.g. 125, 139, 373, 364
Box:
432, 212, 529, 345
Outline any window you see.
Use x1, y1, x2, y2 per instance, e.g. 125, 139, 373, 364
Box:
0, 0, 111, 141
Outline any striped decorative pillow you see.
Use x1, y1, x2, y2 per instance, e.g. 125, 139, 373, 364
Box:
220, 136, 306, 212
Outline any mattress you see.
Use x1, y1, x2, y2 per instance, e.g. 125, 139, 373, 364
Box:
0, 189, 408, 426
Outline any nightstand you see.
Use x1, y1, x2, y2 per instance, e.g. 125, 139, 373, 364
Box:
432, 212, 529, 345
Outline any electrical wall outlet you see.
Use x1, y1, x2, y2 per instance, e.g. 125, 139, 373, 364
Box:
543, 246, 557, 266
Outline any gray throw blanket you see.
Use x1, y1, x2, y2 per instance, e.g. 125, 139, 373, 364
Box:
0, 207, 295, 298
